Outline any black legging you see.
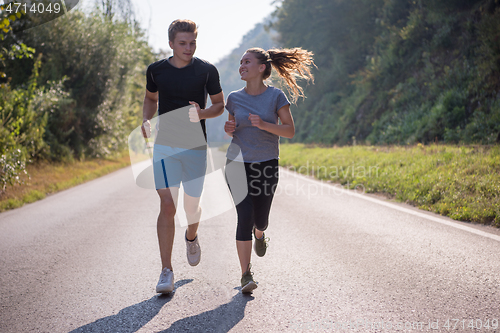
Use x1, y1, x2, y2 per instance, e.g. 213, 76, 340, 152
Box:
226, 159, 279, 241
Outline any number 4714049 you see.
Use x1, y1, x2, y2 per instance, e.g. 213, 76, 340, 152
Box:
4, 2, 62, 14
442, 319, 498, 330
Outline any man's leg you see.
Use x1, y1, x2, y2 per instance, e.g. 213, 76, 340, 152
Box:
183, 193, 202, 266
184, 193, 202, 240
157, 187, 179, 270
181, 148, 206, 240
180, 148, 206, 266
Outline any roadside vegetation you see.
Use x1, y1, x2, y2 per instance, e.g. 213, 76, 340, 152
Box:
1, 0, 155, 200
280, 143, 500, 227
0, 153, 131, 211
272, 0, 500, 146
2, 0, 500, 221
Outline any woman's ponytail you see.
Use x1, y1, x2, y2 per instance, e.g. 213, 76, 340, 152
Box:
246, 47, 316, 103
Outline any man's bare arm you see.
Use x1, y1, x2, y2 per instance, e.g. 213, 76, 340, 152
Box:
142, 89, 158, 137
198, 91, 225, 120
143, 89, 158, 120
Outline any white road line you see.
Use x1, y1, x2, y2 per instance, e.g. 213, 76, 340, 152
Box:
281, 168, 500, 243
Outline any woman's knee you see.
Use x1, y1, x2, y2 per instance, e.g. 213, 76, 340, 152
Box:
254, 217, 269, 232
236, 224, 253, 241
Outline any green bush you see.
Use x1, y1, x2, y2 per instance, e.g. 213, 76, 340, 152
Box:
0, 58, 46, 190
11, 9, 153, 159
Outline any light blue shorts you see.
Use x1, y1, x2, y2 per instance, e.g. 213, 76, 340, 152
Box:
152, 145, 207, 197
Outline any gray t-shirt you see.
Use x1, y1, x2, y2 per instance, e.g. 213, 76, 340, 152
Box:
226, 86, 290, 162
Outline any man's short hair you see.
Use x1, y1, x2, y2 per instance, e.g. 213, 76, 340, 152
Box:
168, 19, 198, 42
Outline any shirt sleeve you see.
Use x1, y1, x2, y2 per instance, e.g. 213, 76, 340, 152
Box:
146, 64, 158, 93
225, 94, 234, 116
277, 89, 290, 111
206, 65, 222, 96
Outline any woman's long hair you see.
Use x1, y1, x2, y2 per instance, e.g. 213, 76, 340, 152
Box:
246, 47, 316, 103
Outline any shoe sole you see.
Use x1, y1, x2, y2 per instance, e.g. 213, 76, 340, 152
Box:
156, 285, 174, 294
241, 281, 258, 293
188, 256, 201, 266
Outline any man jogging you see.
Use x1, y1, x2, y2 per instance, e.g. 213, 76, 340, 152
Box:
141, 19, 224, 294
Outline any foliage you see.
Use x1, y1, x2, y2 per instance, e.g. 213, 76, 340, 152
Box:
0, 5, 154, 194
0, 5, 34, 85
272, 0, 500, 145
280, 143, 500, 226
0, 56, 47, 191
36, 78, 76, 161
94, 0, 135, 23
9, 9, 154, 159
0, 154, 131, 211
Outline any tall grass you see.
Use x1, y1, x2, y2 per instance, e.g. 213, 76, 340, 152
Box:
0, 154, 131, 211
280, 143, 500, 226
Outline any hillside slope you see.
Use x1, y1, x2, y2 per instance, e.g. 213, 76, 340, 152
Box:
272, 0, 500, 145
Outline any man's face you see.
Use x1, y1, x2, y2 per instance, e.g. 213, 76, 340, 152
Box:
169, 32, 197, 63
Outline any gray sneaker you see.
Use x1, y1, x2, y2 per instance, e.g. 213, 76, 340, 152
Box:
253, 228, 269, 257
156, 267, 174, 294
241, 264, 257, 293
185, 232, 201, 266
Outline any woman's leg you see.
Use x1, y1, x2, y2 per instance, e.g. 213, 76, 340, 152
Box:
234, 193, 254, 273
226, 159, 255, 273
236, 241, 252, 274
227, 159, 278, 275
251, 159, 279, 237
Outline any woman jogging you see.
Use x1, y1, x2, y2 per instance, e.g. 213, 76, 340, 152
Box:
224, 47, 315, 293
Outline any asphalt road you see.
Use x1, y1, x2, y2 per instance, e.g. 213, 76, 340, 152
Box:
1, 149, 499, 333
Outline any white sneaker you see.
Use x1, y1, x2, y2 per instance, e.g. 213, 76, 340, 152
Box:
185, 232, 201, 266
156, 267, 174, 294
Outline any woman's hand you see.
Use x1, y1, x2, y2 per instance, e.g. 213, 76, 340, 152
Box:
224, 120, 236, 134
248, 113, 265, 130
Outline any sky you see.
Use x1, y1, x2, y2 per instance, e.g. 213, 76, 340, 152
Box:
79, 0, 280, 64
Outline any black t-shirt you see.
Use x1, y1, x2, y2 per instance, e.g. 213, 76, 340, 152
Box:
146, 57, 222, 148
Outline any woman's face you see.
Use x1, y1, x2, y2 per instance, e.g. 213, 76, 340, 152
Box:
239, 52, 265, 81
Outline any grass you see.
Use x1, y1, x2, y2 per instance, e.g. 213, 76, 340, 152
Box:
280, 143, 500, 227
0, 153, 133, 212
4, 143, 498, 227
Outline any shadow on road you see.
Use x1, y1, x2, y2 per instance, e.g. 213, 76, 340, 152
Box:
69, 279, 193, 333
158, 290, 254, 333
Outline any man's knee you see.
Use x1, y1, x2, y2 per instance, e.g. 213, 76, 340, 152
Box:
183, 195, 201, 220
160, 199, 176, 218
185, 205, 201, 225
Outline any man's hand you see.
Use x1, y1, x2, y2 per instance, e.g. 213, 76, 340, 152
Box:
189, 101, 201, 122
142, 119, 151, 138
249, 113, 265, 129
